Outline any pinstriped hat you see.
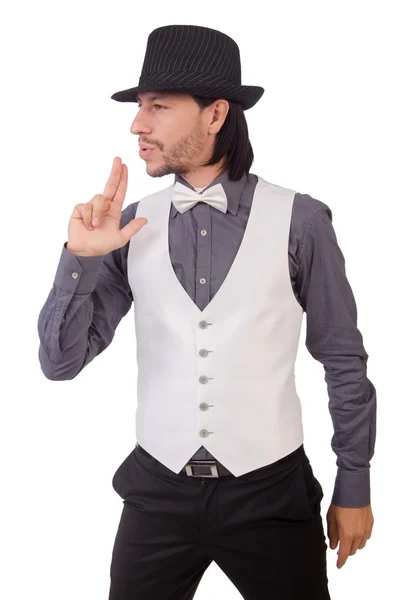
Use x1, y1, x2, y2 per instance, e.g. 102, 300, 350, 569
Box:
111, 25, 265, 111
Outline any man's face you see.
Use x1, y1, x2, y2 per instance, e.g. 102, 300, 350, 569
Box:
130, 91, 214, 177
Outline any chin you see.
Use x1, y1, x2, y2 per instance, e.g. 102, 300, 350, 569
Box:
146, 163, 175, 178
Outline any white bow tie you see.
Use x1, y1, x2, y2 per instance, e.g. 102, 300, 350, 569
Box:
172, 181, 228, 214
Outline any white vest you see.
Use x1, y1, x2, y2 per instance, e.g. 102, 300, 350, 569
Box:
127, 175, 304, 476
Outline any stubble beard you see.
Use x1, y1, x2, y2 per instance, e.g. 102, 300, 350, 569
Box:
147, 121, 206, 178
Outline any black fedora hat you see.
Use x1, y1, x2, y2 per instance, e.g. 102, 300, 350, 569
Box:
111, 24, 265, 111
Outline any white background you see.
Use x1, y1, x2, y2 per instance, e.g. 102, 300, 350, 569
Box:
1, 0, 395, 598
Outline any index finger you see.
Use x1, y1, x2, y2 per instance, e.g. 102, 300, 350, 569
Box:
103, 156, 122, 200
337, 537, 352, 568
112, 163, 128, 207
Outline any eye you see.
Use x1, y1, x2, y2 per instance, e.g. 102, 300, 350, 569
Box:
136, 102, 166, 110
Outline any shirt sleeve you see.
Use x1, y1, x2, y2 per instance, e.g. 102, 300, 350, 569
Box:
291, 196, 377, 508
37, 204, 136, 380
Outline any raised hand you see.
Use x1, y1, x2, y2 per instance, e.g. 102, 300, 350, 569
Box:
67, 157, 148, 256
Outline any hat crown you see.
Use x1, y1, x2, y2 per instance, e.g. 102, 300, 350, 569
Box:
110, 24, 264, 110
140, 25, 241, 84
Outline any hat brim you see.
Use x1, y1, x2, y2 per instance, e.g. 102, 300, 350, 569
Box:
110, 72, 264, 110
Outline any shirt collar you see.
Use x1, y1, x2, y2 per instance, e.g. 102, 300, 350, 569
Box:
171, 169, 248, 217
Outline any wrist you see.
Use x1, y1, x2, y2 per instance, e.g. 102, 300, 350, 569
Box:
66, 244, 102, 257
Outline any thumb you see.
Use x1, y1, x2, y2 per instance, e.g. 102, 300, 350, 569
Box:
119, 217, 148, 245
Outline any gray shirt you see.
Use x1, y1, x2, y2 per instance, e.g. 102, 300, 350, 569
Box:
38, 169, 376, 508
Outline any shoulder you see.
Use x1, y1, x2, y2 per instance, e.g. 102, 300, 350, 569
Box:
289, 190, 334, 263
290, 192, 339, 264
291, 192, 333, 243
251, 175, 332, 222
253, 175, 333, 239
293, 192, 331, 221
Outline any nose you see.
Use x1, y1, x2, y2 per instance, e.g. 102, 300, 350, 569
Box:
130, 106, 152, 136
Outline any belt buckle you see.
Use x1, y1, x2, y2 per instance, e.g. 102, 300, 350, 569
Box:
184, 460, 219, 478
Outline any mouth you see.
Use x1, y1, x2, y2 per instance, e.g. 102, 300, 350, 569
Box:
139, 146, 156, 159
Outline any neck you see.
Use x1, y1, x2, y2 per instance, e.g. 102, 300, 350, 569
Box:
177, 160, 227, 188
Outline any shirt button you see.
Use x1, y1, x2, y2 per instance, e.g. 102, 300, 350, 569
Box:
199, 320, 208, 329
200, 429, 209, 438
71, 272, 79, 279
199, 349, 208, 357
199, 402, 209, 411
199, 375, 208, 384
200, 278, 206, 284
200, 229, 207, 236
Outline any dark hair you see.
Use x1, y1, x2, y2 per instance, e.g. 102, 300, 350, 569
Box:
191, 95, 254, 181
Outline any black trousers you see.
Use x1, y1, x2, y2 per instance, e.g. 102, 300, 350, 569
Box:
109, 443, 331, 600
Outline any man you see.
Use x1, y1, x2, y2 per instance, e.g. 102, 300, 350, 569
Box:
38, 24, 376, 599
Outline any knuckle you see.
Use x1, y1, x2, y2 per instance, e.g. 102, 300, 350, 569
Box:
92, 195, 105, 210
82, 206, 93, 223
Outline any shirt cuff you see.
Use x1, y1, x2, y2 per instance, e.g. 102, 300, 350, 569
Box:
331, 467, 371, 508
53, 242, 104, 294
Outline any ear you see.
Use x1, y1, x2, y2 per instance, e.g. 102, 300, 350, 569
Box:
208, 99, 229, 134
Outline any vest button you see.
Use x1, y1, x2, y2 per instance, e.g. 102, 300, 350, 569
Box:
199, 402, 209, 411
199, 429, 209, 437
198, 320, 208, 329
200, 229, 207, 236
199, 375, 208, 384
199, 349, 208, 357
